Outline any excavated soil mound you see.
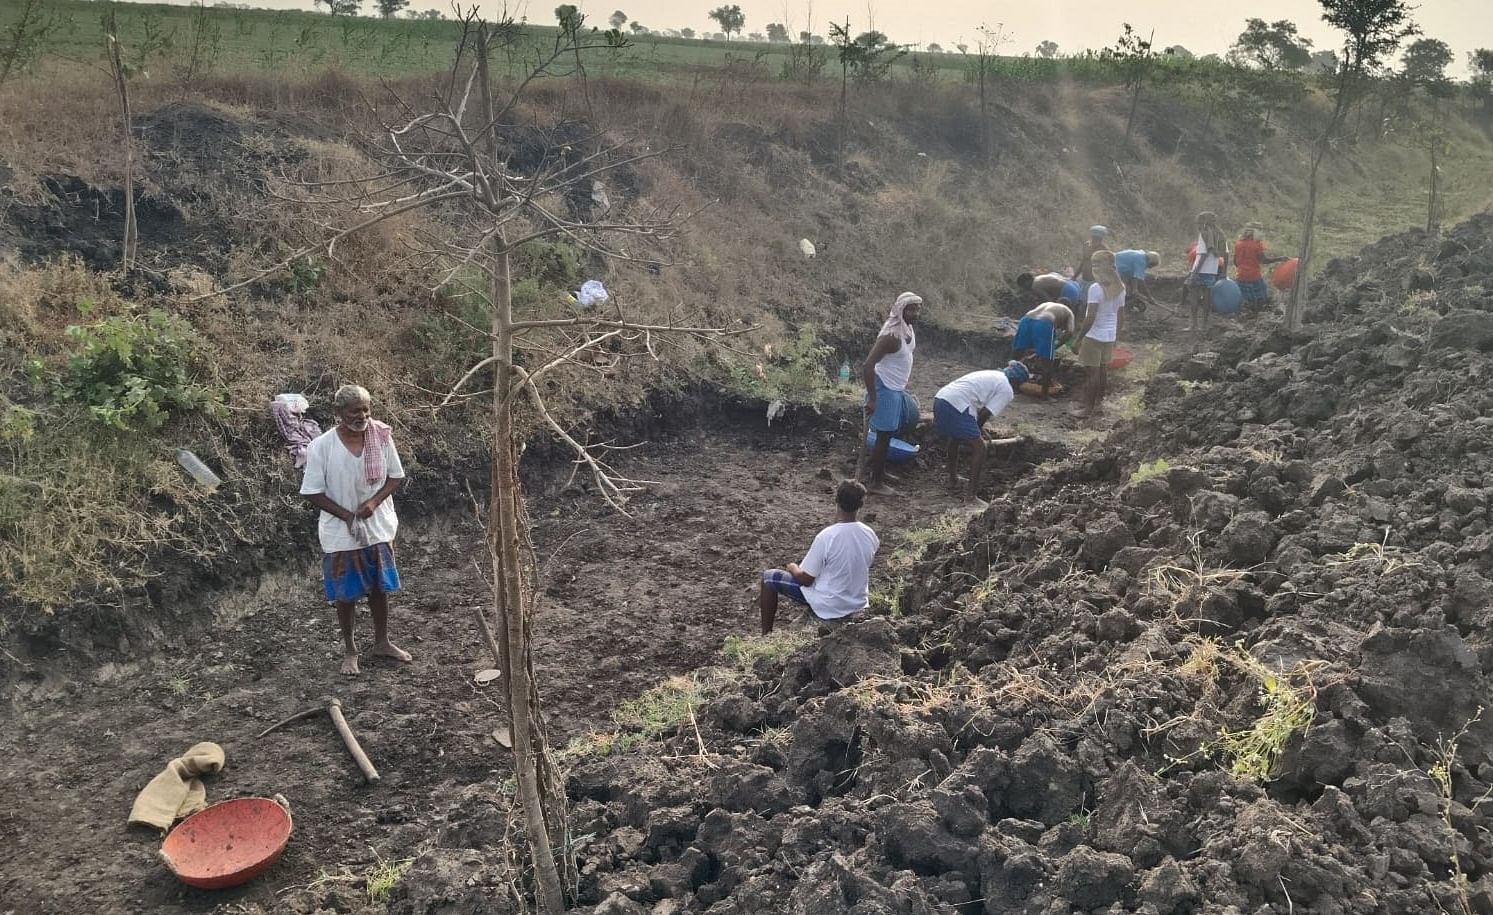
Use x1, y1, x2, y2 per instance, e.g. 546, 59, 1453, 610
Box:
460, 214, 1493, 915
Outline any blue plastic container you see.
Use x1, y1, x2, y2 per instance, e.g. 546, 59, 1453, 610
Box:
1212, 278, 1243, 314
864, 431, 920, 464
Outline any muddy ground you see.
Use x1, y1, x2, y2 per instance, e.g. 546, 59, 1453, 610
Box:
534, 216, 1493, 915
0, 319, 1143, 915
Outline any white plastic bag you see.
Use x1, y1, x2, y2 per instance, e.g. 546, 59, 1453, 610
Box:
574, 280, 610, 310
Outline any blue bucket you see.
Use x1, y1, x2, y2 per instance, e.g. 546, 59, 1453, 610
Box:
1212, 278, 1243, 314
865, 431, 920, 464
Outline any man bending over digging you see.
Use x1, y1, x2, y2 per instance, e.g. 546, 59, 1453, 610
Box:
934, 362, 1029, 502
300, 384, 411, 675
758, 480, 880, 634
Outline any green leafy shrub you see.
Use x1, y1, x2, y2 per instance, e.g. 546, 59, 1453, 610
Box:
729, 325, 836, 406
56, 309, 224, 430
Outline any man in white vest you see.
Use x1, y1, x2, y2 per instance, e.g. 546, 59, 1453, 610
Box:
860, 292, 922, 496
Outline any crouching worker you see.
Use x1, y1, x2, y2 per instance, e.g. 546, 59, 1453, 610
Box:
934, 362, 1029, 502
759, 480, 880, 634
1012, 302, 1073, 395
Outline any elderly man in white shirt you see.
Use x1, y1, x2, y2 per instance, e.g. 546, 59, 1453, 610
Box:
300, 384, 411, 676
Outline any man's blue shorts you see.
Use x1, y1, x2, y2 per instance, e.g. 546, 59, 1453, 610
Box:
1012, 314, 1057, 360
933, 397, 982, 441
762, 569, 808, 605
867, 379, 920, 434
1188, 272, 1219, 288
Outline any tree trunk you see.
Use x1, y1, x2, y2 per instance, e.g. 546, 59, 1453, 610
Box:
1427, 97, 1440, 234
107, 33, 138, 272
476, 28, 568, 915
1287, 62, 1353, 331
1124, 80, 1143, 143
838, 63, 848, 167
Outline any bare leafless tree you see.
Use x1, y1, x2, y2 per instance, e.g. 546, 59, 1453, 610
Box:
104, 15, 138, 272
200, 10, 741, 911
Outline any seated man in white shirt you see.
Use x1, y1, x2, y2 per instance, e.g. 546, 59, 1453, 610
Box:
758, 481, 880, 634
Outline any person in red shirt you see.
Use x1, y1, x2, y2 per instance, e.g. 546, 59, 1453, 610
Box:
1234, 228, 1287, 312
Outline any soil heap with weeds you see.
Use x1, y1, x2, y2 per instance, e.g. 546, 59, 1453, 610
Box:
387, 213, 1493, 914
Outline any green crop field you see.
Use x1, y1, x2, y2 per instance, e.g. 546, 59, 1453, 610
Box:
4, 0, 1233, 84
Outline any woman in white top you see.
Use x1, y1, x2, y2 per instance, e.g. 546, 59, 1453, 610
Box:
1180, 211, 1227, 335
1074, 251, 1126, 419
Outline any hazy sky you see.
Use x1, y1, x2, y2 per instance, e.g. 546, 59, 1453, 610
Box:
197, 0, 1489, 75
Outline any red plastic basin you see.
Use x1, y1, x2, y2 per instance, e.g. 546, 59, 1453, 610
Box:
161, 797, 293, 890
1109, 345, 1135, 370
1272, 257, 1299, 291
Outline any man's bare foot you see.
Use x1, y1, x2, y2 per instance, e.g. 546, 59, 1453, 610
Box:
372, 641, 412, 663
340, 653, 360, 676
866, 482, 899, 496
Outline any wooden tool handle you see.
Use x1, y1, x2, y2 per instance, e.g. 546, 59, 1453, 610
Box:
328, 699, 381, 784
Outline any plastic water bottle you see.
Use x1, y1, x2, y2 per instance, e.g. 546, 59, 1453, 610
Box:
176, 449, 222, 491
838, 359, 852, 384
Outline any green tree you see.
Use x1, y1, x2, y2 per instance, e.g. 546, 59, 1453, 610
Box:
1309, 48, 1339, 73
1400, 36, 1452, 86
707, 4, 744, 39
1470, 49, 1493, 112
765, 22, 789, 42
0, 0, 65, 88
1035, 39, 1058, 59
608, 9, 627, 28
680, 26, 695, 38
1102, 23, 1156, 142
314, 0, 360, 14
1229, 18, 1313, 70
376, 0, 407, 17
1286, 0, 1418, 329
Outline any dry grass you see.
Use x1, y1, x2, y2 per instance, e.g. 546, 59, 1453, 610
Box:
1144, 536, 1251, 628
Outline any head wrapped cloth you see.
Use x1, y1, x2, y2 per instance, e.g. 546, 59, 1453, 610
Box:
1197, 211, 1226, 256
879, 292, 922, 341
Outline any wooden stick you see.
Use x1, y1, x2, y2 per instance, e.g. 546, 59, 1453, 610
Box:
256, 699, 381, 784
854, 410, 870, 482
256, 706, 325, 739
327, 699, 381, 784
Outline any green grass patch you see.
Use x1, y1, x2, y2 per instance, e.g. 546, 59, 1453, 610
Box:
561, 672, 720, 762
614, 674, 705, 739
3, 0, 1297, 85
722, 630, 810, 668
365, 855, 414, 904
885, 512, 967, 576
1128, 457, 1170, 483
